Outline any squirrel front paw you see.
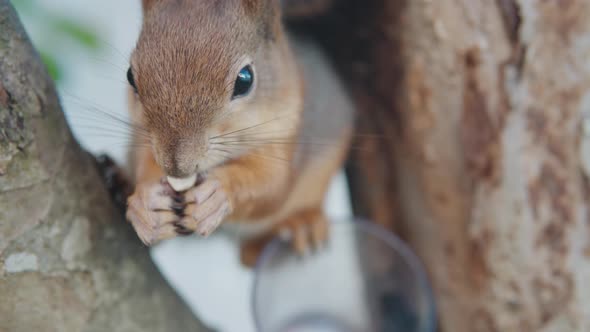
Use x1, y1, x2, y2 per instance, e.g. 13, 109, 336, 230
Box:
126, 180, 184, 246
175, 178, 233, 237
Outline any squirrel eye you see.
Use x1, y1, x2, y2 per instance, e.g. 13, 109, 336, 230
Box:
232, 65, 254, 99
127, 67, 138, 93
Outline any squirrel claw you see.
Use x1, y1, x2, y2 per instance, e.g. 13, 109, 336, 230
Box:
239, 208, 329, 267
126, 181, 180, 245
175, 179, 232, 237
278, 208, 328, 256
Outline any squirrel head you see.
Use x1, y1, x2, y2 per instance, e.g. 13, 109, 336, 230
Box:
128, 0, 297, 178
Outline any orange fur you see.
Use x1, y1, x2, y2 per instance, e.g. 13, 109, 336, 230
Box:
126, 0, 354, 265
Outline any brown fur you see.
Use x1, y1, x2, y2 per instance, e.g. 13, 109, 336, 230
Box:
127, 0, 353, 265
132, 0, 291, 177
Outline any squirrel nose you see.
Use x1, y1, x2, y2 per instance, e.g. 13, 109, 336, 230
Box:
159, 150, 196, 178
155, 137, 203, 178
162, 156, 197, 178
164, 163, 191, 179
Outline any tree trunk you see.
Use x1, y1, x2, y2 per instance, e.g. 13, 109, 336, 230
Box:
0, 2, 212, 331
307, 0, 590, 331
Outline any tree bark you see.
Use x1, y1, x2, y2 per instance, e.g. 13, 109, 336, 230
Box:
0, 2, 212, 331
307, 0, 590, 331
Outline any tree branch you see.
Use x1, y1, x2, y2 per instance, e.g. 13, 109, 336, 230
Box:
0, 1, 213, 331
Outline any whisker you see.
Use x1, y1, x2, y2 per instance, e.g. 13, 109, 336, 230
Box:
209, 120, 280, 140
88, 56, 128, 73
70, 119, 140, 131
245, 153, 292, 166
211, 128, 386, 143
69, 115, 149, 133
210, 130, 295, 141
70, 107, 151, 139
216, 132, 386, 141
213, 145, 291, 164
66, 109, 136, 127
214, 137, 354, 147
72, 121, 152, 141
209, 147, 236, 158
214, 140, 371, 152
74, 129, 135, 138
95, 38, 131, 63
99, 144, 152, 150
93, 75, 129, 87
61, 92, 147, 132
83, 106, 145, 133
74, 131, 139, 142
74, 132, 146, 143
210, 115, 297, 140
216, 139, 336, 145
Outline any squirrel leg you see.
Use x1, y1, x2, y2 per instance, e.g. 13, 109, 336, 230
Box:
240, 207, 328, 267
240, 233, 275, 268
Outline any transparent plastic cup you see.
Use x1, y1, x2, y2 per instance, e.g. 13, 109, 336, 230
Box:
252, 219, 436, 332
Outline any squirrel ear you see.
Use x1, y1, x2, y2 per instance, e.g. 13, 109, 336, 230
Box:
243, 0, 282, 40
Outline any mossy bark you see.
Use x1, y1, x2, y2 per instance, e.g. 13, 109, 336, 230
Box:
0, 2, 212, 331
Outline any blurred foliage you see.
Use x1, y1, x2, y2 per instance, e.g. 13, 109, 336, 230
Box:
53, 19, 101, 51
39, 50, 63, 82
11, 0, 103, 83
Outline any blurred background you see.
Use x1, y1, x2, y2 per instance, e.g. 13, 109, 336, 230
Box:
11, 0, 353, 331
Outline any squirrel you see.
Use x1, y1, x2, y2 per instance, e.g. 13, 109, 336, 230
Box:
125, 0, 353, 266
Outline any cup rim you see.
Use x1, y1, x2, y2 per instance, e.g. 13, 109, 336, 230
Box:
251, 218, 438, 332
